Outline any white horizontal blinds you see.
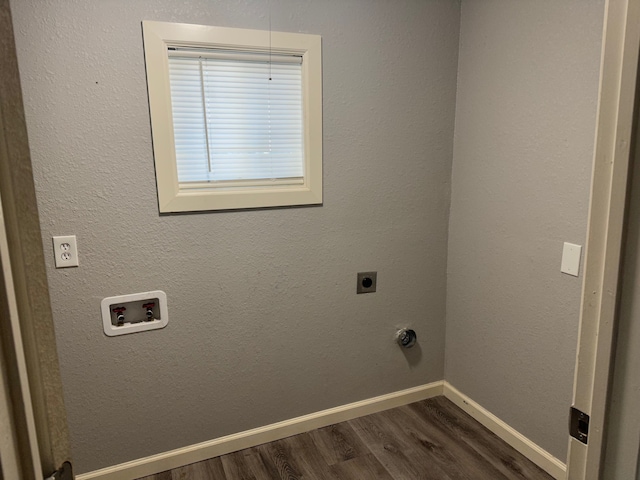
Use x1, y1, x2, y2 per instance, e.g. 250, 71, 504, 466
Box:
168, 49, 304, 185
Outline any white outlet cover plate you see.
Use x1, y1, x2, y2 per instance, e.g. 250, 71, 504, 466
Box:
561, 242, 582, 277
52, 235, 79, 268
101, 290, 168, 337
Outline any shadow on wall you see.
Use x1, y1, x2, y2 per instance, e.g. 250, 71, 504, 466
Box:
401, 342, 423, 367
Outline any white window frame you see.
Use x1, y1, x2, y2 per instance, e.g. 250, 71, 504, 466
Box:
142, 20, 322, 213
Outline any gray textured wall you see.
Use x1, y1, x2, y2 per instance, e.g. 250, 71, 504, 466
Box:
446, 0, 604, 461
10, 0, 460, 473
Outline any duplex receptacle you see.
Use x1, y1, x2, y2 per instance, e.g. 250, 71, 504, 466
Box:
52, 235, 79, 268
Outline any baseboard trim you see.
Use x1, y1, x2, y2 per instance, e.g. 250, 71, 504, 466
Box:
443, 381, 567, 480
77, 381, 444, 480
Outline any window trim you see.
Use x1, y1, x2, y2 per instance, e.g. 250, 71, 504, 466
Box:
142, 20, 323, 213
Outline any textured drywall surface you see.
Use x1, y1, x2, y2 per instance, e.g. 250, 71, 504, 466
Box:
445, 0, 604, 461
602, 120, 640, 479
10, 0, 460, 473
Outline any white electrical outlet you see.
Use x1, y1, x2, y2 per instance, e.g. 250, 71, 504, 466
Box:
52, 235, 79, 268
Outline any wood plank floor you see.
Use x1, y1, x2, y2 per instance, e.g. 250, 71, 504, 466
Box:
138, 396, 553, 480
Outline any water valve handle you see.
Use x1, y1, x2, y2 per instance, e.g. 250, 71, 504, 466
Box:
112, 306, 126, 326
143, 303, 155, 321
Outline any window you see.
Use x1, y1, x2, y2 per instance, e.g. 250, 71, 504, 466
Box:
142, 21, 322, 212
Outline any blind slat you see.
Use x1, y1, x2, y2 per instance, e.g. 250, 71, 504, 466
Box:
169, 48, 302, 65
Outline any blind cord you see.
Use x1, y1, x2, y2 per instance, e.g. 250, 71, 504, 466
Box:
198, 58, 213, 174
268, 5, 272, 81
268, 2, 273, 177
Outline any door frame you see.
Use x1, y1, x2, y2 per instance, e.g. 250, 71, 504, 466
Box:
0, 0, 72, 477
0, 185, 42, 480
567, 0, 640, 478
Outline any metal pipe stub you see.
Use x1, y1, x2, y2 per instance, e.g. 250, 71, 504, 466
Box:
396, 328, 417, 348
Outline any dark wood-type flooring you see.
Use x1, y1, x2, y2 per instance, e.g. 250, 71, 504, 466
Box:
138, 396, 554, 480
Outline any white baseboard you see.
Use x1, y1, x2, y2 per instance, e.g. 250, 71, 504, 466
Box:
443, 381, 567, 480
76, 380, 568, 480
77, 381, 444, 480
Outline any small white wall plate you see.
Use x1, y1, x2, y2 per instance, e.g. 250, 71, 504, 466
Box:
101, 290, 168, 337
561, 242, 582, 277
